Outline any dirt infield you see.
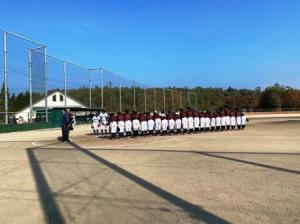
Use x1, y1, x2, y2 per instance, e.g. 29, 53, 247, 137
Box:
0, 118, 299, 224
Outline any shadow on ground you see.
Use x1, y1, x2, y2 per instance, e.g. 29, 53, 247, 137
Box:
27, 142, 231, 224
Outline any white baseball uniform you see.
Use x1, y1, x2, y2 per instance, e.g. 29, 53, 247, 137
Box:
221, 116, 226, 126
216, 116, 221, 127
205, 117, 211, 129
230, 116, 236, 126
169, 119, 175, 130
110, 121, 117, 133
194, 117, 200, 129
155, 118, 162, 131
182, 117, 188, 129
100, 112, 109, 132
141, 121, 148, 132
175, 118, 182, 129
132, 119, 140, 131
200, 117, 206, 129
148, 119, 155, 131
211, 117, 216, 128
242, 115, 247, 126
226, 116, 230, 126
118, 120, 125, 133
162, 119, 168, 131
125, 120, 132, 132
236, 116, 242, 126
188, 117, 194, 130
92, 115, 100, 130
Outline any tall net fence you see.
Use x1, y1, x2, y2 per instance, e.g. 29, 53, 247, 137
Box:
65, 63, 90, 107
31, 47, 47, 122
102, 69, 120, 112
0, 33, 4, 123
0, 31, 47, 124
0, 30, 203, 125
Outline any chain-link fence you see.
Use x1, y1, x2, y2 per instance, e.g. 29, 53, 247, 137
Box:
0, 30, 201, 125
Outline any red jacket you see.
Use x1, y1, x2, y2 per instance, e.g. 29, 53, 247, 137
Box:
139, 114, 147, 122
110, 115, 117, 122
147, 114, 153, 120
117, 114, 124, 122
124, 113, 131, 121
181, 111, 187, 118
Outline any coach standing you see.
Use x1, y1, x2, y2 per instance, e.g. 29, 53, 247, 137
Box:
61, 108, 71, 142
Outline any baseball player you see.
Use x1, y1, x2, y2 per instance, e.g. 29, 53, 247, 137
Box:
181, 110, 188, 134
161, 111, 168, 135
221, 112, 226, 131
193, 110, 200, 132
204, 112, 211, 132
211, 113, 216, 132
241, 113, 247, 129
200, 112, 206, 132
167, 111, 175, 134
99, 109, 109, 135
187, 109, 194, 133
216, 112, 221, 131
154, 111, 161, 135
230, 111, 236, 130
147, 112, 155, 135
132, 112, 140, 137
175, 110, 182, 134
236, 111, 242, 130
225, 111, 231, 131
117, 112, 125, 138
140, 112, 148, 136
91, 112, 100, 135
124, 110, 132, 137
110, 113, 118, 139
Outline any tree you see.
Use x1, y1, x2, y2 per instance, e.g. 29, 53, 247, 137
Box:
259, 83, 286, 109
0, 82, 4, 112
282, 89, 300, 108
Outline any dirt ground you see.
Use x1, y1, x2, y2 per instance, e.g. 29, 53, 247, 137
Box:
0, 118, 299, 224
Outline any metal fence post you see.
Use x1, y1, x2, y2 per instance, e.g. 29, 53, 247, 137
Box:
64, 61, 67, 107
180, 90, 183, 109
89, 70, 92, 108
119, 76, 122, 112
100, 68, 104, 109
172, 89, 175, 112
195, 94, 198, 111
154, 87, 157, 111
133, 81, 136, 111
3, 32, 8, 124
44, 47, 48, 123
144, 88, 147, 112
28, 49, 33, 123
163, 88, 166, 112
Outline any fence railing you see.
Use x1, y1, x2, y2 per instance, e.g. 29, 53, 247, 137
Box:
1, 30, 204, 124
244, 108, 300, 113
0, 112, 49, 125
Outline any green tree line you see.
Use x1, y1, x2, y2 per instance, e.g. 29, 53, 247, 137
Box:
1, 82, 300, 114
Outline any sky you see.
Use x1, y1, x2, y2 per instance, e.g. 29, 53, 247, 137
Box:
1, 0, 300, 89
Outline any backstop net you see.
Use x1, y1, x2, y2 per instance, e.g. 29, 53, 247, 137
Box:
0, 31, 47, 124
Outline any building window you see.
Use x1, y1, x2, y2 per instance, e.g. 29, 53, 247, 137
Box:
52, 95, 56, 102
60, 95, 64, 102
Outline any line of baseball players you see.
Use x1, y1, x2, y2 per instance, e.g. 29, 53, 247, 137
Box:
91, 108, 247, 139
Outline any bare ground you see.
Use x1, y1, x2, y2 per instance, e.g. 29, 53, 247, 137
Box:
0, 118, 299, 224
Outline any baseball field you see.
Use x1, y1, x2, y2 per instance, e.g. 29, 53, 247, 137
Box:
0, 116, 299, 224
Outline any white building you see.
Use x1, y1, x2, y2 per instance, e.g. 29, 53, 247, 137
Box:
15, 91, 85, 122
